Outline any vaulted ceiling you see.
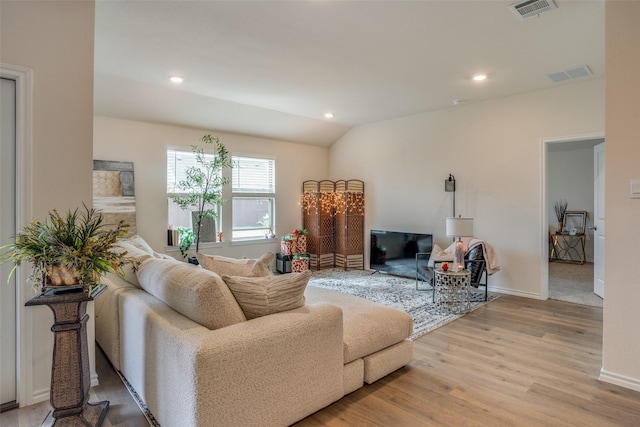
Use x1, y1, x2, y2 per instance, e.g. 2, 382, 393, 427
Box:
94, 0, 604, 147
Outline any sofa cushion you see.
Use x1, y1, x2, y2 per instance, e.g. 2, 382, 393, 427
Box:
305, 285, 413, 364
197, 252, 274, 277
363, 340, 413, 384
111, 235, 176, 287
222, 270, 310, 319
112, 239, 154, 288
136, 257, 246, 329
122, 234, 155, 254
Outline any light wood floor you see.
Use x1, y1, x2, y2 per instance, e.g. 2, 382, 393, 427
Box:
4, 295, 640, 426
296, 295, 640, 426
0, 347, 148, 427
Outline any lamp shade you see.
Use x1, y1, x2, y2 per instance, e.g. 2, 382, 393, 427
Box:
446, 217, 474, 238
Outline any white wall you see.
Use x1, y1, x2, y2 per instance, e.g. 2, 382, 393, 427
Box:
93, 116, 330, 259
329, 78, 605, 299
601, 1, 640, 392
0, 0, 95, 405
548, 139, 602, 262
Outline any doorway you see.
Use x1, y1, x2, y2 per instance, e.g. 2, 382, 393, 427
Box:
0, 77, 17, 411
544, 135, 604, 306
1, 63, 33, 410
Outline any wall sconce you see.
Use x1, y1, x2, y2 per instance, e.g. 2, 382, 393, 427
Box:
445, 174, 456, 192
445, 174, 456, 217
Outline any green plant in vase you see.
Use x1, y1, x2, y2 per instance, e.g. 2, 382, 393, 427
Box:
0, 204, 137, 295
176, 226, 195, 260
170, 134, 232, 261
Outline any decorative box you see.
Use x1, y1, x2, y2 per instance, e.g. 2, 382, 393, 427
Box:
292, 254, 310, 273
295, 234, 307, 254
280, 238, 295, 256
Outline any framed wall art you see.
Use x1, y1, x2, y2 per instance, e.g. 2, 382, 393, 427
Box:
93, 160, 137, 234
562, 211, 587, 235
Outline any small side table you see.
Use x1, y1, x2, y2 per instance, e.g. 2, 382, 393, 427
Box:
25, 285, 109, 427
434, 269, 471, 314
551, 233, 586, 264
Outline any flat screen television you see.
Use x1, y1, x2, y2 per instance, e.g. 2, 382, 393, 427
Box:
370, 230, 433, 279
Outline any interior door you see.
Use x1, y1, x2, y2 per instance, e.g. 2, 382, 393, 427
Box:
0, 77, 17, 408
593, 142, 605, 298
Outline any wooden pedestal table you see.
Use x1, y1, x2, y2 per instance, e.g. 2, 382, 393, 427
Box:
25, 285, 109, 426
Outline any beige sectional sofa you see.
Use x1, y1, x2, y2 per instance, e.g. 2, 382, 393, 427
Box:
94, 236, 413, 426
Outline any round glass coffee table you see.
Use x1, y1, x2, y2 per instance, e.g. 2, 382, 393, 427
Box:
433, 268, 471, 314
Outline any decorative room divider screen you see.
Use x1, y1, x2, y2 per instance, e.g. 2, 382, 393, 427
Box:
302, 180, 365, 270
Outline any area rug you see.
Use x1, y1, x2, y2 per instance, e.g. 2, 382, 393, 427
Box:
309, 268, 499, 340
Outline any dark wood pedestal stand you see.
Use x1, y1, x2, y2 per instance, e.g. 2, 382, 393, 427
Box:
25, 285, 109, 426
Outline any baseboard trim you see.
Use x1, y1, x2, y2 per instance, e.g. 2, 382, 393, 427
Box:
0, 401, 19, 413
31, 387, 49, 405
600, 369, 640, 392
91, 373, 99, 388
489, 286, 544, 300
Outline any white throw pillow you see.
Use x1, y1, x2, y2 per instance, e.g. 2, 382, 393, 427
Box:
427, 244, 455, 268
111, 239, 154, 287
222, 270, 311, 320
121, 234, 155, 254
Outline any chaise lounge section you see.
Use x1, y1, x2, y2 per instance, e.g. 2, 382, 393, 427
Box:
94, 236, 413, 426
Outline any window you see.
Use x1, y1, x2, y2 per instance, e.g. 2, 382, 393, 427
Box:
232, 156, 275, 240
167, 148, 219, 243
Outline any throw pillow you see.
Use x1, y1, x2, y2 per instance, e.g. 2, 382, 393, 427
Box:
196, 252, 274, 277
137, 257, 247, 330
120, 234, 155, 254
222, 270, 311, 319
111, 239, 154, 288
427, 244, 455, 268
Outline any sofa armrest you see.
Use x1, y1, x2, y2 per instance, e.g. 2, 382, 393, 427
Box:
119, 292, 344, 427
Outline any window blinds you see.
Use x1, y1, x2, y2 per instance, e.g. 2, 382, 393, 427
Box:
167, 149, 214, 193
232, 156, 275, 194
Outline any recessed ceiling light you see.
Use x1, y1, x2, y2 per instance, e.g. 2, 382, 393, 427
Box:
472, 74, 487, 82
324, 112, 335, 119
169, 75, 184, 83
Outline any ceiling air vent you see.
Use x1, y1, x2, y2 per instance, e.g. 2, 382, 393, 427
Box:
509, 0, 557, 20
547, 65, 593, 83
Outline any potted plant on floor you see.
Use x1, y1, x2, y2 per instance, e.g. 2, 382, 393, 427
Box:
0, 204, 136, 295
170, 134, 232, 264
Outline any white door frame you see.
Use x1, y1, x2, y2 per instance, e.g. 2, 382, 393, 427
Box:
1, 63, 33, 406
540, 131, 605, 300
593, 142, 605, 298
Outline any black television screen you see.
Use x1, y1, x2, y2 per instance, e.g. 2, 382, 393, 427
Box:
370, 230, 433, 278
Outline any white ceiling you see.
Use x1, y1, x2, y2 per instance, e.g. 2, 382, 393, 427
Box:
94, 0, 605, 147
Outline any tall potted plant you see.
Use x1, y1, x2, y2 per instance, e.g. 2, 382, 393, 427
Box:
0, 204, 137, 295
170, 134, 232, 262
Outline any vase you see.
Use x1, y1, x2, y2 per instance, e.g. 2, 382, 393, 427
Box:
45, 265, 80, 287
